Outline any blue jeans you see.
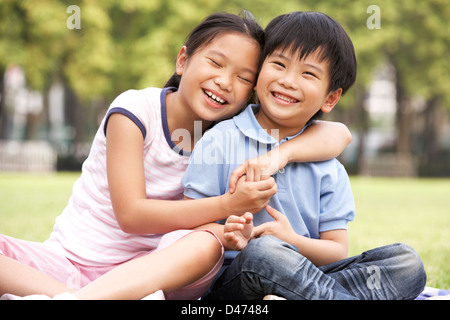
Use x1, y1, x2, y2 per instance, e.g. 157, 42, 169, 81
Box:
204, 236, 426, 300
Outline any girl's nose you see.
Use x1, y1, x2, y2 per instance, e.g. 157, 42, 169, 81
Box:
214, 74, 232, 92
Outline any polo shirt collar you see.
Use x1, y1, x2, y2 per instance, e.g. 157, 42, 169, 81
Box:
233, 104, 307, 145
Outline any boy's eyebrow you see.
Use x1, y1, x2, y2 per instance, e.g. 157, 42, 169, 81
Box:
304, 62, 325, 75
271, 51, 290, 61
271, 51, 325, 75
207, 49, 257, 76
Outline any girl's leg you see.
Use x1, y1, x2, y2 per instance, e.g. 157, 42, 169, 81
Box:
0, 235, 75, 297
0, 255, 72, 297
74, 230, 223, 300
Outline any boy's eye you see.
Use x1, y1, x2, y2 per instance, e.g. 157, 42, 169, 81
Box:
272, 61, 285, 68
303, 71, 318, 79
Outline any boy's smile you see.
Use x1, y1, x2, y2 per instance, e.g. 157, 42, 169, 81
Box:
255, 49, 341, 140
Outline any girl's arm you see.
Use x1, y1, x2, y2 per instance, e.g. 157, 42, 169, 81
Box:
229, 121, 352, 190
279, 120, 352, 163
106, 114, 276, 235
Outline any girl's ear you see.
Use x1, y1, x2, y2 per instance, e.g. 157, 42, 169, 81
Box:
321, 88, 342, 113
176, 46, 188, 76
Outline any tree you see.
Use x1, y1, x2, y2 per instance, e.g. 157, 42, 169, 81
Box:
1, 0, 448, 175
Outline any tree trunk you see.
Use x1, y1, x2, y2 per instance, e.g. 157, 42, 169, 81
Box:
422, 96, 440, 163
394, 65, 416, 176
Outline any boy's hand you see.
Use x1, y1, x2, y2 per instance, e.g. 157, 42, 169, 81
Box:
253, 205, 297, 245
223, 175, 277, 215
224, 212, 254, 250
229, 149, 288, 193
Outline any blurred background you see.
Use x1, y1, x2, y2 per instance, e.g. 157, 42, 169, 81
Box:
0, 0, 449, 175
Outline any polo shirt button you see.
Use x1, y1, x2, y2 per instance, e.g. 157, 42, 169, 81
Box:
278, 168, 285, 174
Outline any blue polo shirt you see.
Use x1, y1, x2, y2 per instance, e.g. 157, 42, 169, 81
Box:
182, 104, 355, 240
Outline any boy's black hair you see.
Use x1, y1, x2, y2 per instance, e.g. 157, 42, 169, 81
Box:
262, 12, 357, 119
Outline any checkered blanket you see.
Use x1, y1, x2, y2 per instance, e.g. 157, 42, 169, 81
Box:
415, 287, 450, 300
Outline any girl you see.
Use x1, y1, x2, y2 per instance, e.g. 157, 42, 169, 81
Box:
0, 12, 351, 300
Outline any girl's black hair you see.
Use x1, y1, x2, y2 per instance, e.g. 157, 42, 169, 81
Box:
164, 11, 264, 89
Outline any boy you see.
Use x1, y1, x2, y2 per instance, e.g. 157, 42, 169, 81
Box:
182, 12, 426, 299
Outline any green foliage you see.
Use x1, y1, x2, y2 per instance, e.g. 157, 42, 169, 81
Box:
1, 0, 448, 105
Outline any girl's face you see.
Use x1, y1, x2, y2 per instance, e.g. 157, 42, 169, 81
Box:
176, 32, 261, 123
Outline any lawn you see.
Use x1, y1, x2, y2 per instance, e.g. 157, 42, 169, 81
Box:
0, 173, 449, 290
349, 177, 450, 289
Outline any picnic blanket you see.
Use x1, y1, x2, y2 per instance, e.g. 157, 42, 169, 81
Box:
2, 286, 449, 300
415, 287, 450, 300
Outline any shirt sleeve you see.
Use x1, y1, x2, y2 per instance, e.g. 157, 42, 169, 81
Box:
318, 161, 355, 232
182, 127, 229, 199
102, 89, 158, 143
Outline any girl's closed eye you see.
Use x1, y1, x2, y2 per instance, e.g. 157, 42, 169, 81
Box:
209, 58, 222, 68
238, 75, 253, 84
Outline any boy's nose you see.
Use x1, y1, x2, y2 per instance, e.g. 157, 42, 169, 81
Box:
278, 76, 297, 90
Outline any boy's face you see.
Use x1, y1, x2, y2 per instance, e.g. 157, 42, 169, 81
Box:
254, 48, 342, 138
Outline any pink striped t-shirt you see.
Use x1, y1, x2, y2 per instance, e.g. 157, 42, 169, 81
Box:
45, 87, 190, 266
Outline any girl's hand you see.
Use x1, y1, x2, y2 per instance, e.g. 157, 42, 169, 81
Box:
228, 121, 352, 194
223, 176, 277, 215
229, 149, 288, 193
252, 205, 297, 245
223, 212, 254, 250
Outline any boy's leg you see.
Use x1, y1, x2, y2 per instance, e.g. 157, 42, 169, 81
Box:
204, 235, 357, 300
74, 230, 223, 300
0, 235, 75, 297
204, 237, 426, 300
319, 243, 426, 300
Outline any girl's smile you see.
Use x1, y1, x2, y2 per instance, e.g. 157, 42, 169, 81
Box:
166, 32, 261, 150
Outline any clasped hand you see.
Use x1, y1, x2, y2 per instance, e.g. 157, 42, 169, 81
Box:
224, 205, 297, 251
224, 151, 296, 251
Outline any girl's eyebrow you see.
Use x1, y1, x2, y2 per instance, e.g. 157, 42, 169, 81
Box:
207, 49, 257, 76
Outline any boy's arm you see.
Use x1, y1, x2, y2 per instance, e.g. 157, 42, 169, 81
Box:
253, 205, 348, 266
229, 121, 352, 189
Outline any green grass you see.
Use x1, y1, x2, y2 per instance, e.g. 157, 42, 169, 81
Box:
0, 172, 78, 241
349, 177, 450, 289
0, 173, 449, 289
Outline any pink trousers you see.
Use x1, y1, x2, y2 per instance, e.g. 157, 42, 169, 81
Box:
0, 229, 224, 299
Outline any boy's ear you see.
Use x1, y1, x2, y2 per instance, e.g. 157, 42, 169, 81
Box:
176, 46, 188, 76
321, 88, 342, 113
